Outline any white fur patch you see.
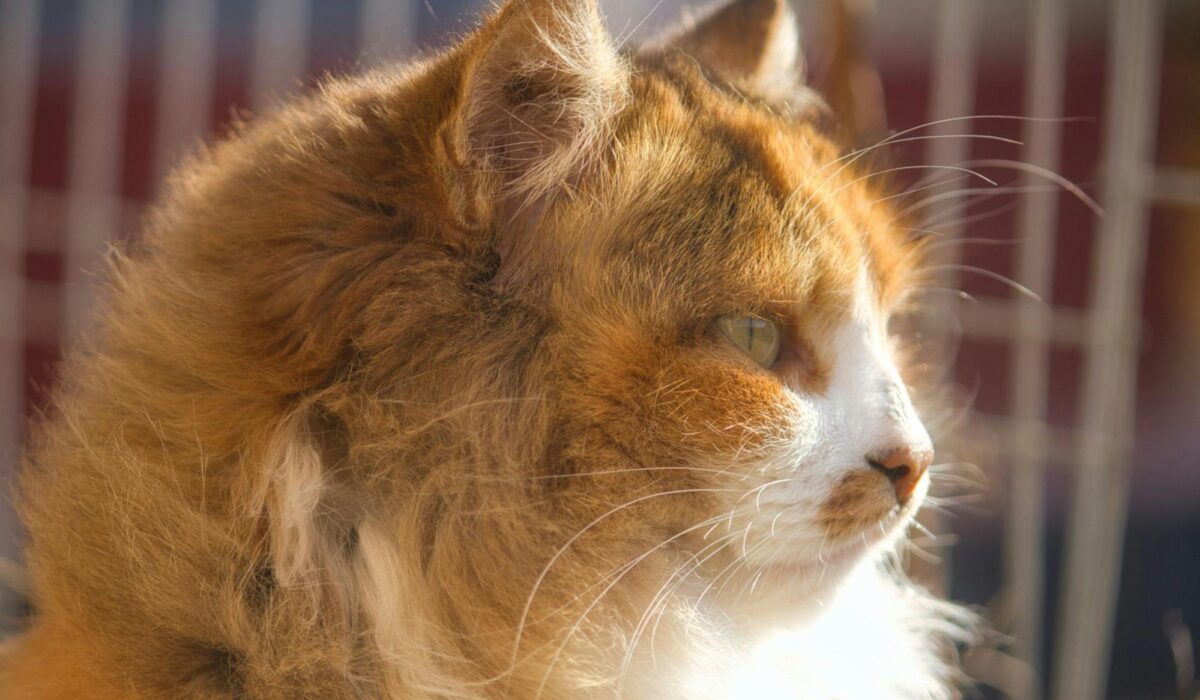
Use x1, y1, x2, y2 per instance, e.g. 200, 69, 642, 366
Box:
675, 562, 972, 700
260, 411, 330, 586
638, 268, 968, 699
729, 267, 934, 576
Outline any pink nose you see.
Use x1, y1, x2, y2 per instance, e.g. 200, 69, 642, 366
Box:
867, 447, 933, 504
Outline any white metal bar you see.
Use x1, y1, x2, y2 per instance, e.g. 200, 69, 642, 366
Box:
359, 0, 419, 66
922, 0, 982, 349
0, 0, 42, 595
12, 187, 147, 255
154, 0, 218, 188
920, 0, 981, 596
975, 413, 1090, 468
955, 297, 1094, 346
63, 0, 131, 338
1150, 167, 1200, 207
1006, 2, 1068, 696
250, 0, 312, 112
1052, 2, 1164, 699
923, 0, 982, 245
0, 0, 41, 352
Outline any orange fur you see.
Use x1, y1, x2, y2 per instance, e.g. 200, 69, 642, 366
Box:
2, 1, 969, 697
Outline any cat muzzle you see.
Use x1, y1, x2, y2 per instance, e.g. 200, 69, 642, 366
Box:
866, 447, 932, 505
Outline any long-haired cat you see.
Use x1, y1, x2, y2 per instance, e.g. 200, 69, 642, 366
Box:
1, 0, 975, 697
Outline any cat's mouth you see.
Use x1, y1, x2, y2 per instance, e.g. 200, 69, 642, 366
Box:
814, 466, 927, 538
761, 485, 924, 576
765, 508, 911, 579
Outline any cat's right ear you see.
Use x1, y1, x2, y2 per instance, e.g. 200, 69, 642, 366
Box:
440, 0, 629, 237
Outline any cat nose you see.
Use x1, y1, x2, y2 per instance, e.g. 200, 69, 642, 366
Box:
866, 446, 933, 504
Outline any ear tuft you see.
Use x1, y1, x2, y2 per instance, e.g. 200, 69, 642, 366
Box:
458, 0, 628, 210
650, 0, 815, 109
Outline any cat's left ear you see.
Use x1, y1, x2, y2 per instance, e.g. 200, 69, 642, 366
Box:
647, 0, 811, 107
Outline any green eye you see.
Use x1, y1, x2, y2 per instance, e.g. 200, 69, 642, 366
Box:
716, 314, 782, 369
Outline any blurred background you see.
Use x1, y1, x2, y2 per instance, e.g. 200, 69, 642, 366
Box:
0, 0, 1197, 698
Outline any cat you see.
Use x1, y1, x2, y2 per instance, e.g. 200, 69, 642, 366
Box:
0, 0, 976, 697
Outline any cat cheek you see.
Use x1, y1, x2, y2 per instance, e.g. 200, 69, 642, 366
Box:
690, 378, 797, 459
644, 358, 798, 461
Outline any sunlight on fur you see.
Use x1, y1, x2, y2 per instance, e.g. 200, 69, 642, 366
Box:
1, 0, 979, 697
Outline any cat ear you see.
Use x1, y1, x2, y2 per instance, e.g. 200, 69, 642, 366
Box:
650, 0, 810, 106
449, 0, 628, 219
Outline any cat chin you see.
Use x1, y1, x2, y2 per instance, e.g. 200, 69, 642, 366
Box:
720, 501, 922, 626
714, 538, 892, 633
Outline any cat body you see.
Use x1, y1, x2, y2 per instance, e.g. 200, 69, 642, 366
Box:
1, 0, 972, 697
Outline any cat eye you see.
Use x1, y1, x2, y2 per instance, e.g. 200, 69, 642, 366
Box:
716, 314, 782, 369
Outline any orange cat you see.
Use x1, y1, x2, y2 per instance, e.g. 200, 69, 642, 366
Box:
1, 0, 974, 697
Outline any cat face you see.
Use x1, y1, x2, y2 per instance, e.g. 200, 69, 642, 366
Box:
452, 0, 934, 600
556, 87, 930, 596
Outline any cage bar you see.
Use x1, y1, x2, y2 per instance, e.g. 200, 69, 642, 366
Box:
1151, 167, 1200, 207
923, 0, 982, 246
361, 0, 420, 66
1005, 1, 1068, 697
250, 0, 312, 111
920, 0, 982, 598
921, 0, 982, 366
0, 0, 42, 600
62, 0, 131, 338
154, 0, 219, 188
1052, 2, 1165, 699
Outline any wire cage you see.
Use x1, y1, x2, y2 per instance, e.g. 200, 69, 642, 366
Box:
1, 1, 1197, 697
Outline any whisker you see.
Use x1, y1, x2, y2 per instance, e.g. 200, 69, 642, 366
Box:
700, 534, 777, 610
924, 236, 1024, 252
510, 486, 742, 672
928, 467, 988, 484
531, 513, 730, 698
646, 531, 766, 672
926, 493, 989, 507
916, 287, 982, 305
794, 116, 1086, 229
741, 478, 794, 511
614, 0, 668, 47
834, 164, 998, 199
908, 518, 941, 542
963, 158, 1103, 217
924, 264, 1042, 302
903, 537, 945, 565
932, 460, 989, 480
898, 184, 1061, 218
857, 132, 1024, 153
769, 511, 783, 539
923, 199, 1020, 231
819, 115, 1086, 176
872, 174, 971, 205
483, 517, 739, 684
615, 533, 739, 696
476, 465, 737, 483
899, 226, 953, 238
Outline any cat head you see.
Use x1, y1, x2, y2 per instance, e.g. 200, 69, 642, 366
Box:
415, 0, 934, 601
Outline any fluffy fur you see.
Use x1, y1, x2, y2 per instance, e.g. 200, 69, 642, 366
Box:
1, 0, 975, 697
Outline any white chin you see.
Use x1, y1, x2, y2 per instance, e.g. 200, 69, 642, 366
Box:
725, 507, 919, 620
